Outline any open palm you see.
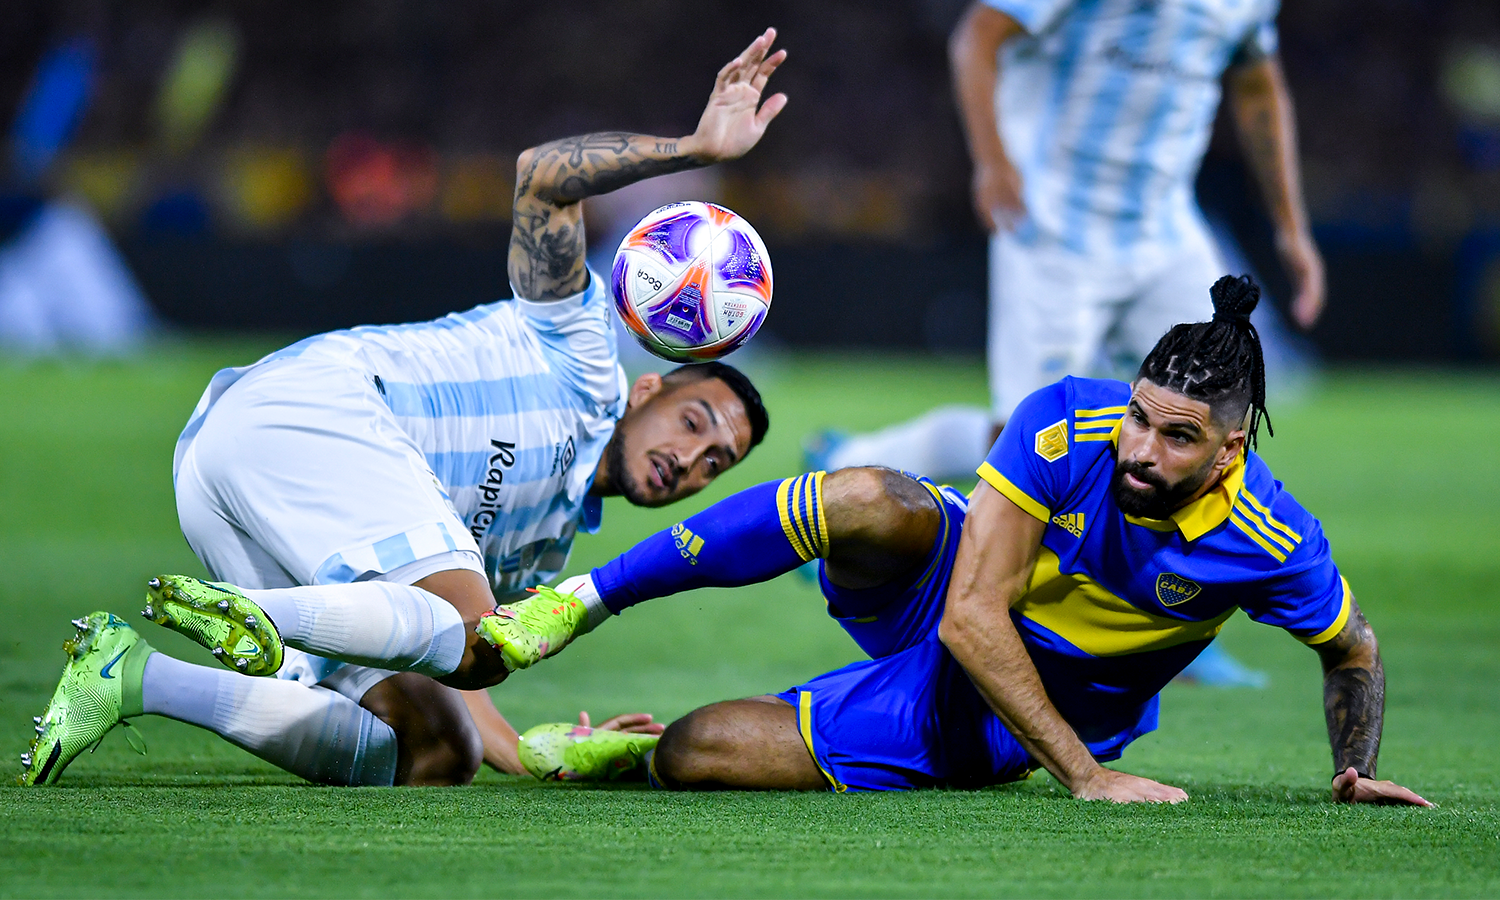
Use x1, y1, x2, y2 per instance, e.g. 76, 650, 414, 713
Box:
690, 28, 788, 164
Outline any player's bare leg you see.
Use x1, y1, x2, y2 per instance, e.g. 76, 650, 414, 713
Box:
359, 672, 484, 786
651, 696, 825, 790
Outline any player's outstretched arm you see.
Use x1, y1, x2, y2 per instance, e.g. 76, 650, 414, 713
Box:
508, 28, 788, 302
939, 481, 1188, 804
1311, 598, 1432, 806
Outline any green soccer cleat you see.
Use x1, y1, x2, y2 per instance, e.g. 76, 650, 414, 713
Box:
19, 612, 151, 786
142, 575, 283, 676
517, 722, 659, 782
474, 584, 587, 672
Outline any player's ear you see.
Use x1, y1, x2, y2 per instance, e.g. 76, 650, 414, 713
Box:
1216, 427, 1246, 472
626, 373, 665, 411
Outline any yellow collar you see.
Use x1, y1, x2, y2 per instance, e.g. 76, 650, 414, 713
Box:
1121, 448, 1246, 542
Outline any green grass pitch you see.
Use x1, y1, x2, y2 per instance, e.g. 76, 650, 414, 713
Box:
1, 340, 1498, 898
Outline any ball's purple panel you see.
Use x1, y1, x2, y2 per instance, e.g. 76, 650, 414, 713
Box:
610, 253, 630, 306
643, 264, 714, 346
716, 227, 772, 299
625, 209, 702, 267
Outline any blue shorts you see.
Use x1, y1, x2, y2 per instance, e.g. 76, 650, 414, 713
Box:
775, 475, 1158, 792
775, 478, 1034, 792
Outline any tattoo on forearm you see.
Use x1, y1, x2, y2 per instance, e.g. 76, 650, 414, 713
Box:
1316, 604, 1384, 778
509, 131, 699, 302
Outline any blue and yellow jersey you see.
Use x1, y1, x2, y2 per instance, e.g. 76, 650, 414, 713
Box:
978, 377, 1350, 758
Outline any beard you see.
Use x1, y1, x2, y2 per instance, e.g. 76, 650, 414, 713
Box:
1111, 453, 1217, 519
603, 429, 663, 508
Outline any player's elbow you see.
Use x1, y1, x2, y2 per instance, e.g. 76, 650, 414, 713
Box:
938, 599, 983, 657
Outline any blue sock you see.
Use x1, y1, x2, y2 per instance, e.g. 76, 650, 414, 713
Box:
593, 473, 828, 614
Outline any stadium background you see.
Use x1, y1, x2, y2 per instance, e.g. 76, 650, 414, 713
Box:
2, 1, 1499, 897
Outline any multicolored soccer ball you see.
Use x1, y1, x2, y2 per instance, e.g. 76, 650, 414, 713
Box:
611, 201, 773, 362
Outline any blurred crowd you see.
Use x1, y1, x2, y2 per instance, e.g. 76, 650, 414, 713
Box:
2, 0, 1498, 351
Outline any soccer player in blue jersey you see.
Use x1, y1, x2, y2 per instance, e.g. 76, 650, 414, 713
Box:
497, 275, 1428, 805
20, 31, 788, 788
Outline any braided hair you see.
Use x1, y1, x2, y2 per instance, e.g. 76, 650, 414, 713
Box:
1137, 274, 1273, 449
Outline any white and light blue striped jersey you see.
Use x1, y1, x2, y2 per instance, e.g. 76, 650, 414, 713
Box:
985, 0, 1279, 259
175, 270, 627, 596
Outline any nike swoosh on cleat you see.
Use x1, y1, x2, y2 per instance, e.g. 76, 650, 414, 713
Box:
99, 648, 128, 679
35, 742, 63, 784
233, 636, 261, 657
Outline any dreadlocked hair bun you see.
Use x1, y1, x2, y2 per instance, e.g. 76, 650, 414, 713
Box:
1209, 274, 1260, 323
1137, 273, 1273, 449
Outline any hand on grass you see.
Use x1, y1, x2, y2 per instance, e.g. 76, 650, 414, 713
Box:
579, 711, 666, 736
1331, 767, 1432, 807
683, 28, 788, 165
1074, 767, 1189, 804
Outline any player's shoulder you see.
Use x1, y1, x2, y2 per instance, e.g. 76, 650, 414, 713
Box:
1221, 451, 1327, 570
1010, 376, 1128, 450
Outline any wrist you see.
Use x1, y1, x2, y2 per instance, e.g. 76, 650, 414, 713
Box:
675, 133, 713, 165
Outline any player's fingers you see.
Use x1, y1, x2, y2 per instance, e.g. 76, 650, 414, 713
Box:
728, 29, 773, 83
623, 723, 667, 735
751, 49, 787, 92
578, 710, 592, 728
754, 92, 788, 128
597, 713, 654, 731
1372, 782, 1433, 807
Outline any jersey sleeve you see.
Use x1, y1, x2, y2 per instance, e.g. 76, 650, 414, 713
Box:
1239, 527, 1351, 644
512, 268, 623, 411
982, 0, 1076, 35
977, 381, 1071, 523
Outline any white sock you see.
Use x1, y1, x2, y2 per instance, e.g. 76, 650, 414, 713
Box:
244, 581, 467, 678
141, 653, 397, 786
555, 573, 610, 635
827, 405, 995, 481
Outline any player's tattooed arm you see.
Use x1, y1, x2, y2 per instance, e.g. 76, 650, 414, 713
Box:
1311, 597, 1432, 806
508, 28, 787, 302
508, 134, 701, 301
1312, 599, 1384, 777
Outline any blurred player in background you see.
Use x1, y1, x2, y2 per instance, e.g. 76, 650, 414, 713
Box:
19, 31, 787, 788
813, 0, 1328, 686
501, 277, 1426, 809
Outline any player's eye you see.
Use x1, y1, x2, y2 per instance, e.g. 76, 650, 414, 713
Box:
684, 415, 698, 433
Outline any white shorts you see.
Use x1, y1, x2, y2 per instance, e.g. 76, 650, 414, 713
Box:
987, 225, 1222, 421
174, 357, 485, 700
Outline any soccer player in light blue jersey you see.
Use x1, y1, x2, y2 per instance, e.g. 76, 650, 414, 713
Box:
499, 275, 1429, 806
20, 31, 788, 788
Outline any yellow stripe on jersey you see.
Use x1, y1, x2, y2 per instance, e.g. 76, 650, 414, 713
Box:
1075, 418, 1122, 443
1230, 508, 1288, 563
1073, 420, 1119, 431
1232, 499, 1296, 553
978, 462, 1049, 522
798, 691, 846, 792
1299, 577, 1353, 645
1238, 488, 1303, 543
1074, 406, 1128, 418
776, 473, 825, 562
1016, 548, 1235, 656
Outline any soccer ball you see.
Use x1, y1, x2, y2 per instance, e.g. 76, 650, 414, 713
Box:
610, 201, 773, 362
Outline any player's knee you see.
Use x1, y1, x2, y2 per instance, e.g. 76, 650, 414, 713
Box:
822, 467, 940, 568
653, 706, 734, 788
